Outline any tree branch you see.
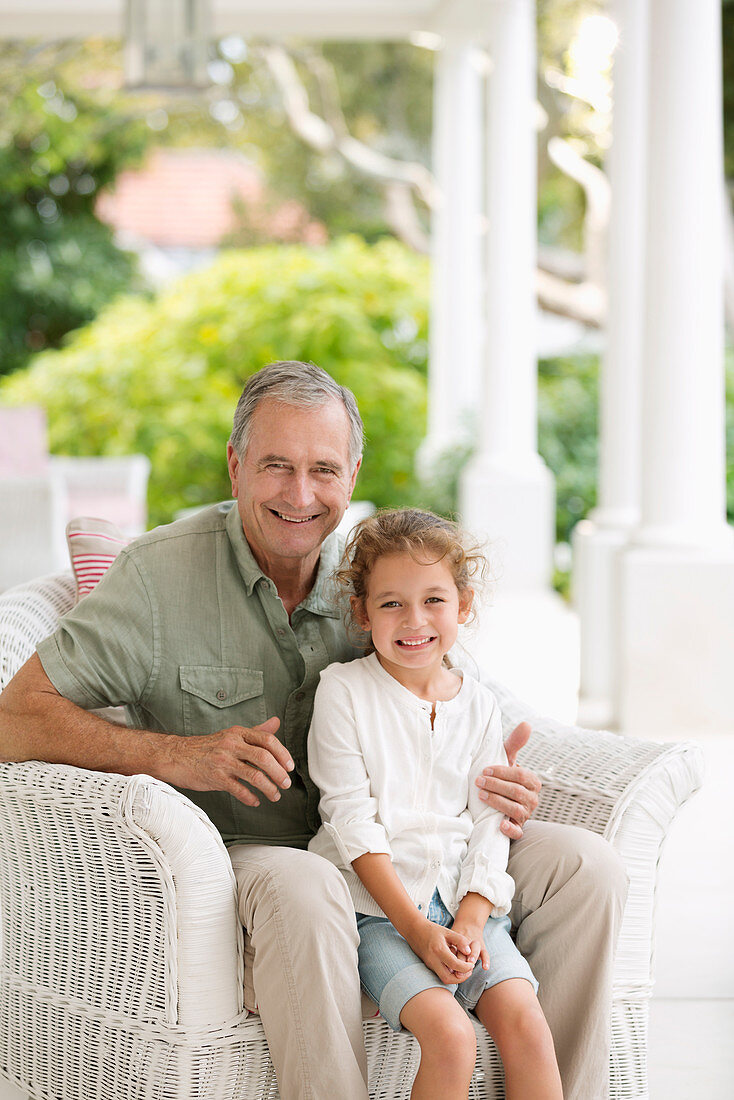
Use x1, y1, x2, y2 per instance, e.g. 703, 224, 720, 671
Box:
258, 42, 437, 208
547, 135, 609, 290
536, 269, 605, 328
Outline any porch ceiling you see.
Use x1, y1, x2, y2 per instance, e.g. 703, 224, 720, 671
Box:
0, 0, 496, 40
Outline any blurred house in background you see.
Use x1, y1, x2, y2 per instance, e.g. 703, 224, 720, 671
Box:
96, 147, 327, 285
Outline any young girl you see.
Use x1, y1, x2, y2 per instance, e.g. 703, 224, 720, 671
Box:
308, 509, 562, 1100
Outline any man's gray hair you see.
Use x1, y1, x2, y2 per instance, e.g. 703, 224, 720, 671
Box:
230, 361, 364, 471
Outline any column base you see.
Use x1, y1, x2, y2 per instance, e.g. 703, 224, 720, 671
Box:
572, 518, 633, 721
459, 454, 555, 592
617, 544, 734, 736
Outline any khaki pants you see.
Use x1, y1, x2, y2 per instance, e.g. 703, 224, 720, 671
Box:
230, 821, 628, 1100
508, 822, 628, 1100
228, 844, 369, 1100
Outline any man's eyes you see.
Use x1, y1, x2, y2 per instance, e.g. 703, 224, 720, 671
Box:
264, 464, 338, 476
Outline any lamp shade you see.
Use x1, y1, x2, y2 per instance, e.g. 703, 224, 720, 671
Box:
125, 0, 211, 90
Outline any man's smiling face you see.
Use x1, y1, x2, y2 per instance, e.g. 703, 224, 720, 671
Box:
227, 397, 360, 577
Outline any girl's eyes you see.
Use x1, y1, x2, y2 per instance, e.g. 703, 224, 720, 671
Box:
378, 597, 446, 608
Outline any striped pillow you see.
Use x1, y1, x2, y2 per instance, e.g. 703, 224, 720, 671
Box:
66, 516, 130, 600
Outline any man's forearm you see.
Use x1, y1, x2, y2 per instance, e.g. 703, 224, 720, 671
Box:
0, 654, 294, 806
0, 653, 175, 780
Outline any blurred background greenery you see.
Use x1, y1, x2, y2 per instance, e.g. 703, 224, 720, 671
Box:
1, 0, 732, 594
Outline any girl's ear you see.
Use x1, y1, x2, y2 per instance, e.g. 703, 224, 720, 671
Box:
457, 588, 474, 625
351, 595, 370, 631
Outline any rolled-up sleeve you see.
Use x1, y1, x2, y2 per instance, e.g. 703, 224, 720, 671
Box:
307, 668, 392, 867
456, 698, 515, 917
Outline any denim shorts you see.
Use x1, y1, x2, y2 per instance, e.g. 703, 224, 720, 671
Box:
356, 890, 538, 1031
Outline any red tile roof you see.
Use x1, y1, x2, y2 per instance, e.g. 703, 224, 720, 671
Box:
96, 147, 326, 247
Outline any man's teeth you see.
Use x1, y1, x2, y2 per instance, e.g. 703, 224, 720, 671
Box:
273, 510, 315, 523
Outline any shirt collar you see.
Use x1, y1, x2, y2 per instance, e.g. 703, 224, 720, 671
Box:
363, 651, 468, 712
297, 530, 344, 618
224, 500, 343, 618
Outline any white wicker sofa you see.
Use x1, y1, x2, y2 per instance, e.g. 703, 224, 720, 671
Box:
0, 572, 704, 1100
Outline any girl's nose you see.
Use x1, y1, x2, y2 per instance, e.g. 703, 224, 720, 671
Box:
402, 604, 425, 629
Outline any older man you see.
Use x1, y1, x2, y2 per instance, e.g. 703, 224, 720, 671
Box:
0, 361, 626, 1100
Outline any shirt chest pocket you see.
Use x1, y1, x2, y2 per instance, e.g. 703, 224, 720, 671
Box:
179, 665, 267, 735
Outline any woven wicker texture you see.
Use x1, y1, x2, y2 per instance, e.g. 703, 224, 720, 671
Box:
0, 573, 704, 1099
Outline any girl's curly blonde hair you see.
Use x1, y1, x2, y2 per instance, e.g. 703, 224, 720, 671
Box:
336, 508, 488, 634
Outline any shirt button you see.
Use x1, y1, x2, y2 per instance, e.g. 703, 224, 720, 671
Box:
277, 628, 286, 637
216, 690, 227, 701
295, 691, 305, 702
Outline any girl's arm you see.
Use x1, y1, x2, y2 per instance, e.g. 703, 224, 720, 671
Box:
352, 853, 474, 985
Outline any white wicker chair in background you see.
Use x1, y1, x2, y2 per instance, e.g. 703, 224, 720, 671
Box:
0, 573, 703, 1100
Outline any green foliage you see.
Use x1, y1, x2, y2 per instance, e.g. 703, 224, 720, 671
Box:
0, 44, 150, 376
0, 238, 429, 527
0, 212, 140, 376
538, 353, 598, 541
418, 356, 599, 546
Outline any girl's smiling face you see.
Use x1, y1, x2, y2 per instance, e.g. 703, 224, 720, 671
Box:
354, 552, 473, 682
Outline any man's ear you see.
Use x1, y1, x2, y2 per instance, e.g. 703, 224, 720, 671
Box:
226, 441, 240, 498
347, 456, 362, 501
350, 595, 370, 631
458, 588, 474, 625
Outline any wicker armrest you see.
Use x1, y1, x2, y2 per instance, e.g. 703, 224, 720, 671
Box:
0, 761, 246, 1031
485, 676, 704, 841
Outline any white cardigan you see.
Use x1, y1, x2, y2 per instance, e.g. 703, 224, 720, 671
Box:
307, 653, 515, 919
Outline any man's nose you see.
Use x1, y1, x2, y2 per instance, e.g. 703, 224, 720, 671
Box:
284, 471, 317, 510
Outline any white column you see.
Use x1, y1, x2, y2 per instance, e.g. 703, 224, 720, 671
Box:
617, 0, 734, 735
423, 36, 484, 459
573, 0, 649, 722
459, 0, 554, 591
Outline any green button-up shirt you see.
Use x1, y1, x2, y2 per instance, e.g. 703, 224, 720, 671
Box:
37, 502, 361, 847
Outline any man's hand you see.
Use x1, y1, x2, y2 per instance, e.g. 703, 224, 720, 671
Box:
475, 721, 542, 839
406, 918, 476, 985
164, 716, 294, 807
